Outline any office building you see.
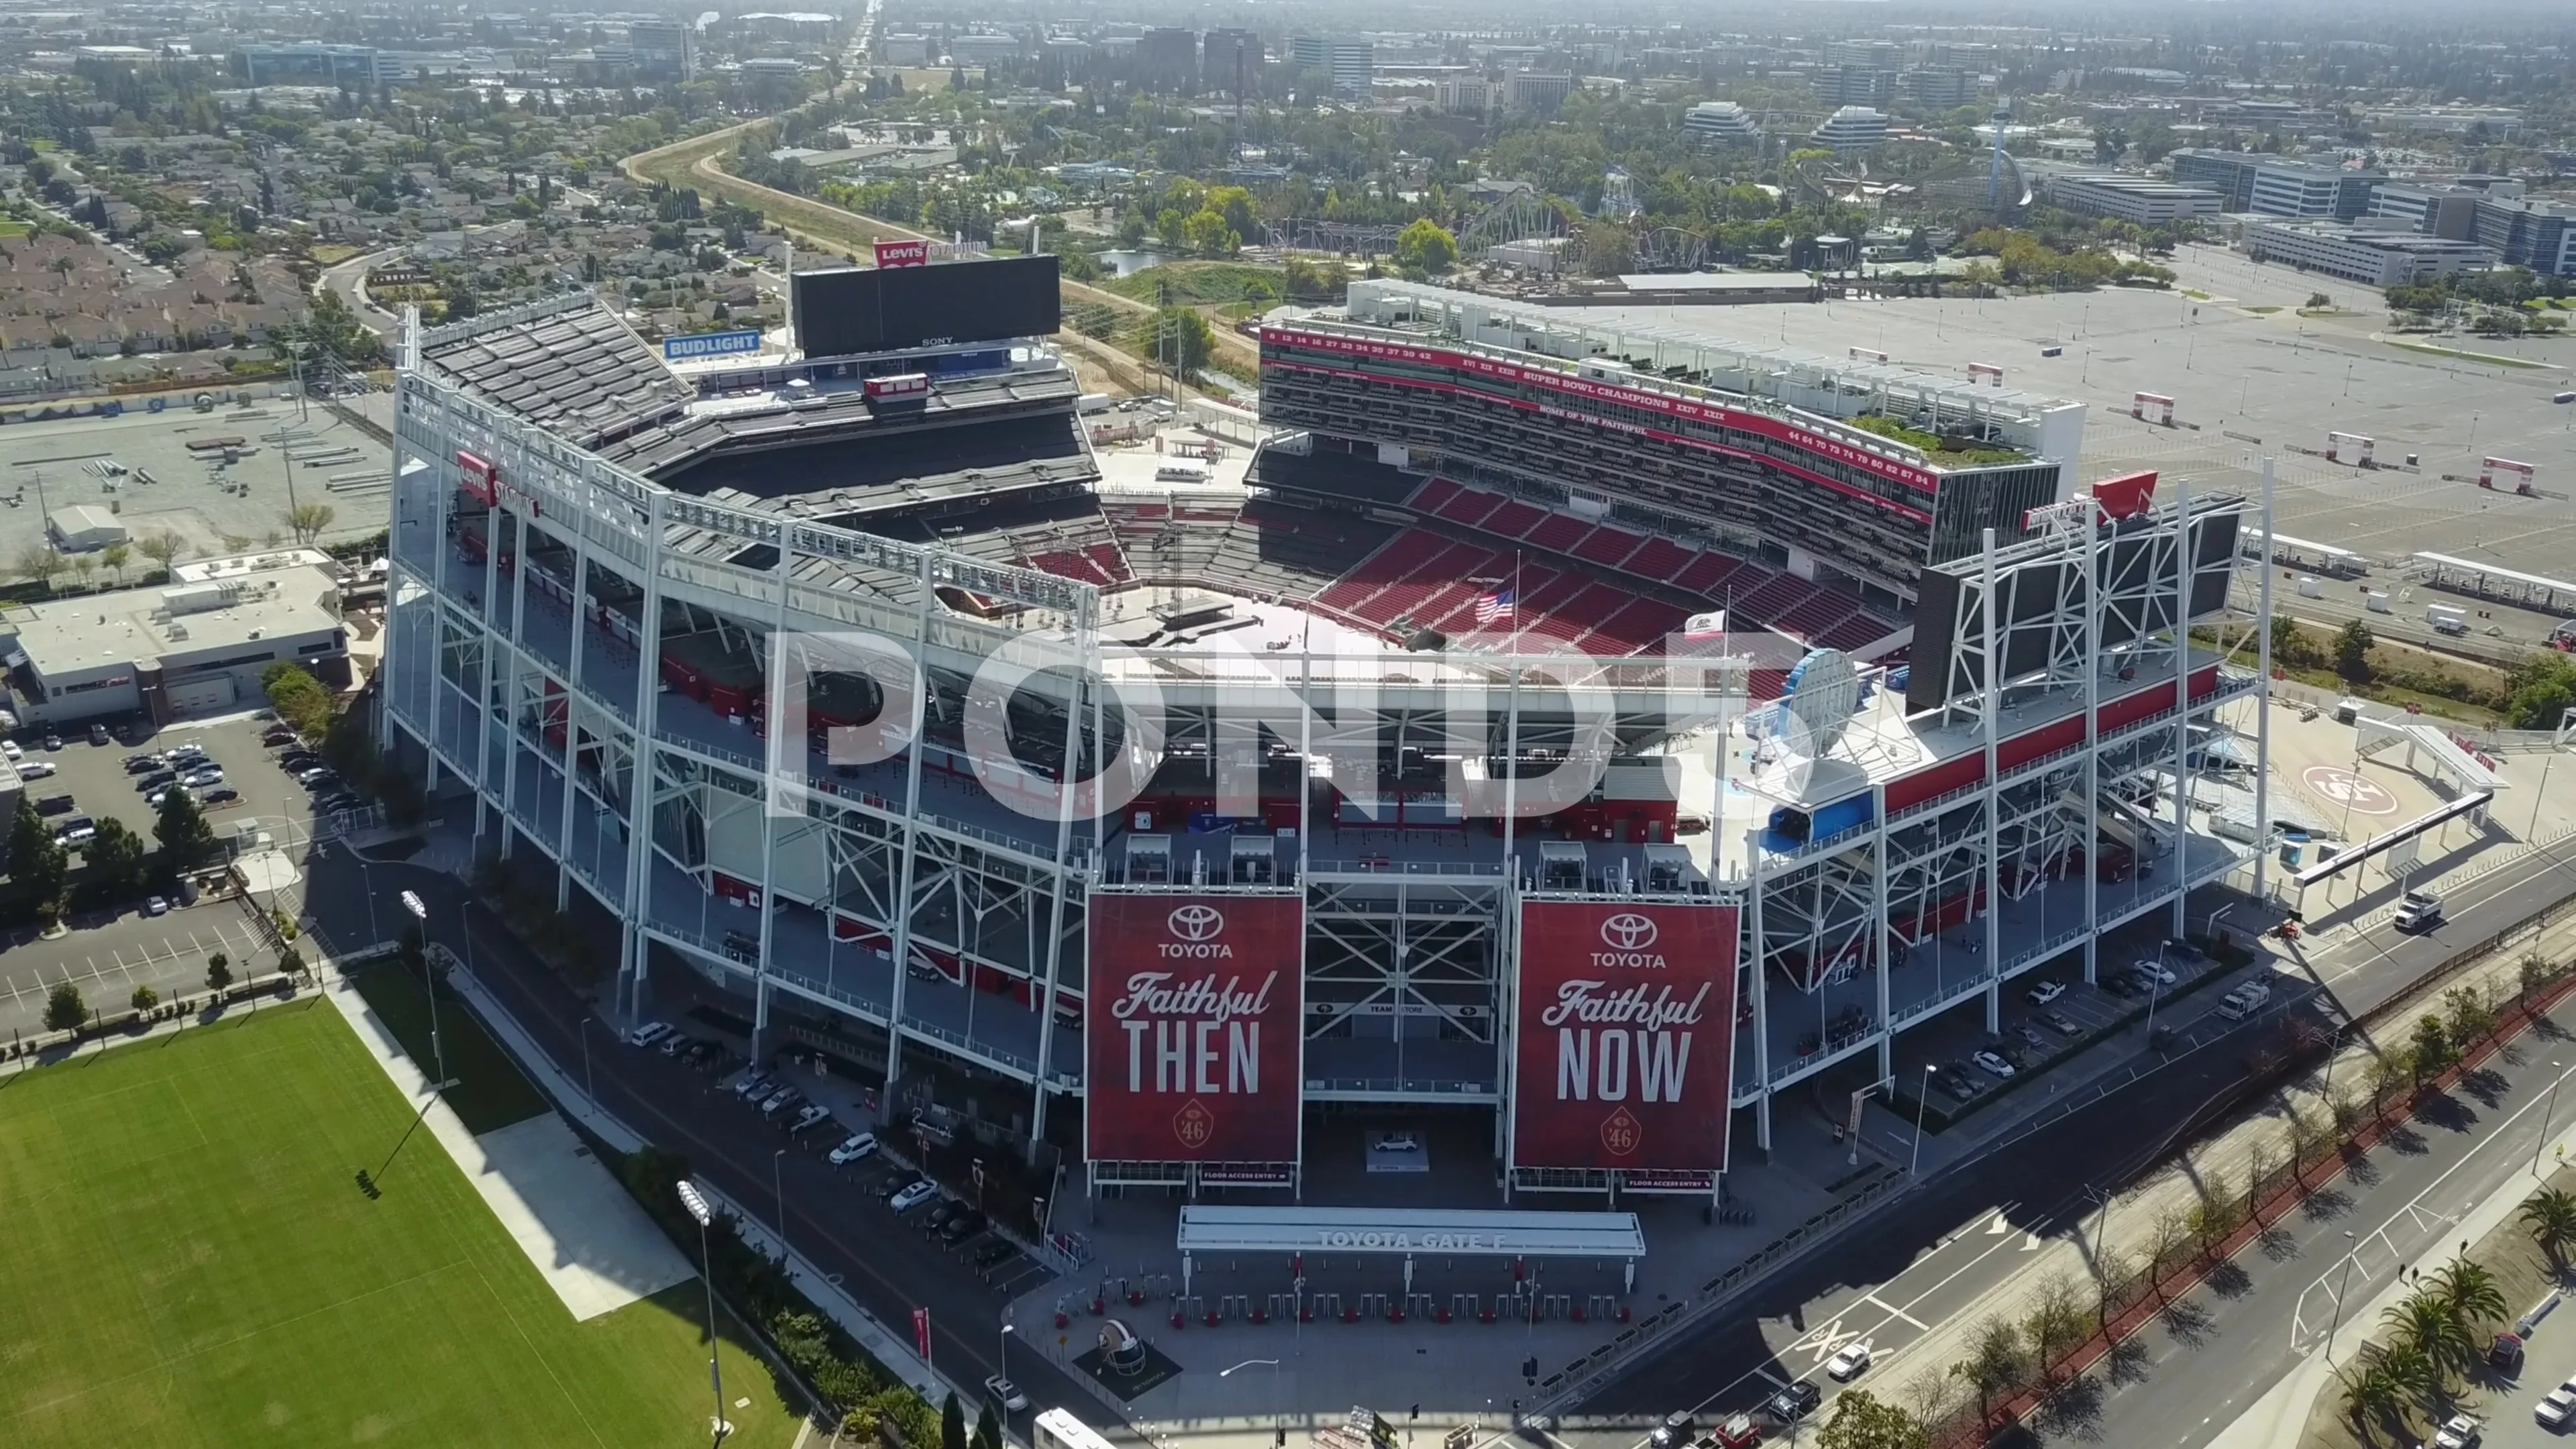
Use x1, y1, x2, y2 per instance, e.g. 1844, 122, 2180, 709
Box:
2045, 175, 2223, 226
1826, 38, 1904, 69
2371, 184, 2485, 241
2472, 197, 2576, 276
2247, 161, 2383, 221
1506, 71, 1575, 113
1135, 27, 1197, 91
1813, 66, 1895, 108
1291, 36, 1374, 97
625, 17, 693, 80
2243, 219, 2497, 287
1683, 101, 1762, 145
237, 42, 402, 86
1811, 105, 1890, 153
1902, 68, 1972, 111
1, 549, 352, 724
1203, 28, 1263, 94
946, 32, 1022, 66
2167, 150, 2265, 212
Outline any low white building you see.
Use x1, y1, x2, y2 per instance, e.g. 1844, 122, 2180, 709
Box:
0, 550, 350, 724
1683, 100, 1762, 144
2243, 218, 2498, 288
2044, 174, 2222, 225
46, 504, 127, 553
1811, 105, 1888, 152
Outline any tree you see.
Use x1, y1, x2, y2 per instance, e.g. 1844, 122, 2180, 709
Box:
2332, 619, 2375, 680
2423, 1255, 2508, 1333
1577, 221, 1634, 278
101, 541, 129, 584
1152, 305, 1212, 378
1951, 1315, 2027, 1417
45, 982, 87, 1031
154, 787, 219, 871
85, 817, 148, 893
941, 1391, 968, 1449
206, 951, 233, 992
284, 502, 336, 545
2021, 1273, 2088, 1380
1817, 1389, 1929, 1449
2522, 1188, 2576, 1267
15, 542, 64, 590
278, 945, 305, 977
131, 983, 158, 1013
1395, 217, 1458, 274
137, 530, 186, 576
2443, 985, 2497, 1047
2341, 1359, 2408, 1436
972, 1400, 1004, 1449
2269, 614, 2302, 665
7, 795, 69, 922
2380, 1290, 2476, 1385
2409, 1014, 2451, 1085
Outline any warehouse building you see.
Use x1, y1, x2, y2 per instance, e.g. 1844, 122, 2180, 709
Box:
0, 549, 350, 725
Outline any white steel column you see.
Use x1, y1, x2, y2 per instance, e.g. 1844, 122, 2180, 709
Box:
2082, 494, 2100, 984
749, 523, 796, 1060
1030, 584, 1094, 1150
2252, 460, 2276, 902
879, 551, 939, 1093
1748, 824, 1772, 1152
1980, 528, 2001, 1032
2170, 478, 2194, 939
618, 492, 671, 1020
1871, 783, 1892, 1081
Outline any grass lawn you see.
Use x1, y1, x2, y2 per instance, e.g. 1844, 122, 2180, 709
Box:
0, 219, 30, 239
347, 958, 551, 1134
0, 998, 807, 1448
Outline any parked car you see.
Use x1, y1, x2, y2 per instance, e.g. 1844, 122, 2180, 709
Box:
56, 822, 96, 847
789, 1104, 834, 1134
624, 1022, 672, 1049
1972, 1050, 2017, 1079
2024, 979, 2066, 1006
144, 895, 169, 916
1706, 1413, 1765, 1449
201, 787, 241, 806
179, 767, 224, 789
2013, 1024, 2047, 1049
971, 1238, 1016, 1270
657, 1031, 694, 1057
262, 726, 299, 746
759, 1088, 802, 1118
2430, 1412, 2481, 1449
905, 958, 947, 982
2133, 959, 2179, 987
1937, 1071, 1980, 1103
299, 767, 341, 789
1650, 1412, 1695, 1449
3, 740, 22, 761
35, 794, 74, 816
1766, 1381, 1822, 1425
828, 1133, 879, 1165
136, 769, 176, 792
924, 1199, 967, 1232
889, 1179, 939, 1214
2536, 1382, 2576, 1428
1825, 1340, 1874, 1381
278, 751, 320, 772
940, 1210, 989, 1244
123, 753, 164, 772
731, 1071, 774, 1099
15, 759, 54, 779
2041, 1011, 2082, 1036
983, 1376, 1030, 1413
40, 733, 60, 751
2489, 1333, 2525, 1375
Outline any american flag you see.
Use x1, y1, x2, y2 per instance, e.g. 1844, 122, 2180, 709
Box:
1473, 588, 1515, 626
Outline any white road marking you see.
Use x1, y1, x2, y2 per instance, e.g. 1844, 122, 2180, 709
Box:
1862, 1293, 1928, 1330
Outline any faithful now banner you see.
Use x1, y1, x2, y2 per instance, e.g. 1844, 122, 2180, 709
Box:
1084, 893, 1303, 1164
1511, 902, 1739, 1173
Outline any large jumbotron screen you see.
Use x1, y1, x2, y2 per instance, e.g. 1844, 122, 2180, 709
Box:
792, 254, 1061, 358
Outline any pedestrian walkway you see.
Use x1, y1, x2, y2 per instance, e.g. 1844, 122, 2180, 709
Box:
1871, 905, 2576, 1419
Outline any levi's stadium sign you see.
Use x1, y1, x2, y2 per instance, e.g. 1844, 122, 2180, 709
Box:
1511, 901, 1739, 1173
1085, 893, 1303, 1163
875, 238, 930, 268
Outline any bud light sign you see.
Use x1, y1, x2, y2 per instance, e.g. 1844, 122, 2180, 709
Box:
875, 238, 930, 268
1510, 902, 1738, 1172
1085, 892, 1303, 1164
661, 329, 764, 362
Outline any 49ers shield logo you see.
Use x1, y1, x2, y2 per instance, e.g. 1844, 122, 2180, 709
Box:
1599, 1106, 1642, 1157
1173, 1097, 1217, 1149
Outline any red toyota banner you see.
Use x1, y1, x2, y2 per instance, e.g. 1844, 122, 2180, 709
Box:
1511, 902, 1739, 1172
1085, 892, 1303, 1163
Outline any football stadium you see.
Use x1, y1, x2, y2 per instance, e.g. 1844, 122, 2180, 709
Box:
380, 250, 2265, 1199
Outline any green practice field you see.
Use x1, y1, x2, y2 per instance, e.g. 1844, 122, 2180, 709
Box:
0, 998, 806, 1448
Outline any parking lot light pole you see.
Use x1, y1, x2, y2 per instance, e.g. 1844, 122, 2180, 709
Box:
1000, 1322, 1014, 1404
579, 1016, 598, 1106
2536, 1062, 2567, 1178
398, 890, 444, 1087
678, 1180, 731, 1442
773, 1148, 789, 1260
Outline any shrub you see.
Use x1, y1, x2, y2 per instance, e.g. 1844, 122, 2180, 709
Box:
206, 951, 233, 991
131, 983, 159, 1013
44, 981, 87, 1032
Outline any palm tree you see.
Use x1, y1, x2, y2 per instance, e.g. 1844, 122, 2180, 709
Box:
2524, 1189, 2576, 1268
2342, 1362, 2404, 1437
2424, 1256, 2510, 1334
2381, 1290, 2478, 1384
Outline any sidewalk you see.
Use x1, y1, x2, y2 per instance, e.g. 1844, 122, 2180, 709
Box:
1877, 905, 2576, 1411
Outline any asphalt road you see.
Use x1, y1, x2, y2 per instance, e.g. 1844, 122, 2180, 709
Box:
1551, 826, 2576, 1448
297, 855, 1148, 1449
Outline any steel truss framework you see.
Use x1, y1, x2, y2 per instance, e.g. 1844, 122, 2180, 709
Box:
381, 322, 2273, 1178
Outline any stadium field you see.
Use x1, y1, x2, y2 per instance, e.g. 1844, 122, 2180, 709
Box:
0, 997, 805, 1448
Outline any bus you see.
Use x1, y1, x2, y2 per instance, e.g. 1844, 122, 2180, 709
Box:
1036, 1408, 1125, 1449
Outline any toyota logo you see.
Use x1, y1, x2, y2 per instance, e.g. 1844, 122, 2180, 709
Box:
1168, 904, 1226, 942
1601, 914, 1659, 951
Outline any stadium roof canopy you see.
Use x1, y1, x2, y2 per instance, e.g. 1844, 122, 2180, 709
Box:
1177, 1205, 1646, 1259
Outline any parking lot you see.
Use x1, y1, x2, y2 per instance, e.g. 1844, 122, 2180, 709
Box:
0, 708, 339, 1034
